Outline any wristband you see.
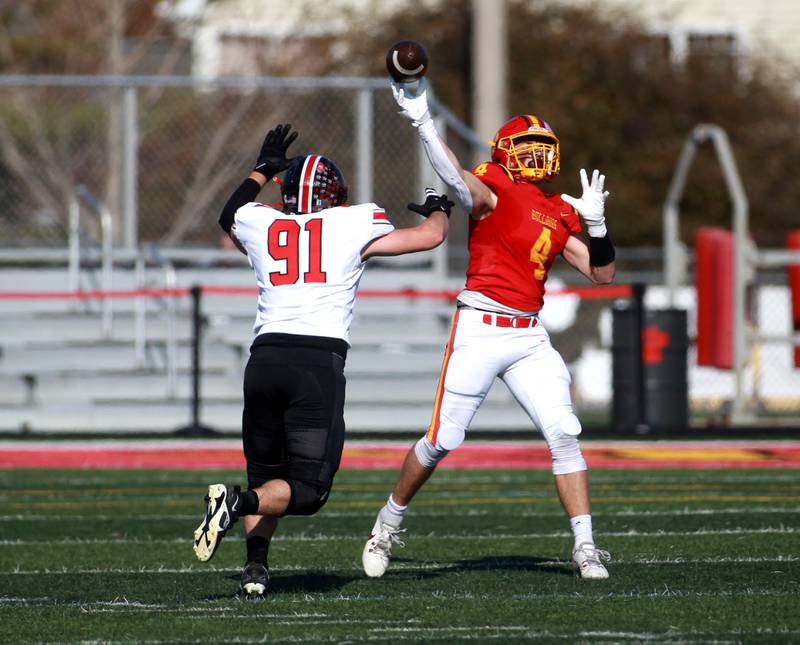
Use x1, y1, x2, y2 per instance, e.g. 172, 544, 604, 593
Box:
588, 232, 615, 267
587, 221, 608, 238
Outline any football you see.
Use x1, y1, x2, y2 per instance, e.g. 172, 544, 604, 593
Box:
385, 40, 428, 83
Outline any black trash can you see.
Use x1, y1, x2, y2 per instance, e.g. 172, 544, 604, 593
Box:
612, 307, 689, 432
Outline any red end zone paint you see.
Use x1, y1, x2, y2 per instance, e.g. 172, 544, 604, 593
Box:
1, 441, 800, 469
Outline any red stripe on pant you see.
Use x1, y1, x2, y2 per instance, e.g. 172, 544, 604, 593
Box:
426, 310, 460, 446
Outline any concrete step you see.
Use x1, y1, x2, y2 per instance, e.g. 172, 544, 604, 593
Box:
0, 341, 244, 374
0, 313, 194, 345
0, 396, 531, 434
0, 339, 449, 376
1, 370, 498, 407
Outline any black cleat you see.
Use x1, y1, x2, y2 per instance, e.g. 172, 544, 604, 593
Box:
240, 561, 269, 598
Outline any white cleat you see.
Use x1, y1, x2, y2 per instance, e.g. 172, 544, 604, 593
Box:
193, 483, 240, 562
572, 542, 611, 579
362, 517, 406, 578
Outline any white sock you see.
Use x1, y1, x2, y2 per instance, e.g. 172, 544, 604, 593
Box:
378, 494, 407, 528
570, 514, 594, 548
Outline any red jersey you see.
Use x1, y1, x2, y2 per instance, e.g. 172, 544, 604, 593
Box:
466, 161, 582, 311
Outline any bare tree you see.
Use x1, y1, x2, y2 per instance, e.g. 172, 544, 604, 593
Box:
0, 0, 191, 245
342, 0, 800, 247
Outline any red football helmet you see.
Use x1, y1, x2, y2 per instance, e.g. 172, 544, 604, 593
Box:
281, 155, 348, 213
490, 115, 560, 182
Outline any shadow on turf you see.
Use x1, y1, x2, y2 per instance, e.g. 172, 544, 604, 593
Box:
204, 556, 569, 599
449, 555, 572, 576
201, 572, 366, 599
380, 554, 571, 577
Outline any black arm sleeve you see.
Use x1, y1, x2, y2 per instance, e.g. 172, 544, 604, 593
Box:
588, 232, 616, 267
218, 178, 263, 234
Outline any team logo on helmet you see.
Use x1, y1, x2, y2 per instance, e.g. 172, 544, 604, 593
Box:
490, 115, 560, 182
281, 155, 348, 213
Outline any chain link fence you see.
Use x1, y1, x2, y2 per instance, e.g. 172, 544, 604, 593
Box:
0, 75, 480, 251
0, 75, 797, 428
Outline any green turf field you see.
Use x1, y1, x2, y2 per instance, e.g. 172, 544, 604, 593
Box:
1, 467, 799, 643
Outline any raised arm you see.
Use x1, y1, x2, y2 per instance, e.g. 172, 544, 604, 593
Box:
560, 168, 615, 284
361, 190, 453, 260
392, 81, 496, 218
218, 124, 298, 253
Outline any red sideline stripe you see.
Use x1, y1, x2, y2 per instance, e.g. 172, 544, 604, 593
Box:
0, 288, 190, 301
560, 284, 632, 300
201, 286, 258, 296
2, 441, 800, 470
0, 285, 633, 301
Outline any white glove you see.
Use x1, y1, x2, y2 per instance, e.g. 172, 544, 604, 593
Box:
391, 79, 432, 128
561, 168, 610, 237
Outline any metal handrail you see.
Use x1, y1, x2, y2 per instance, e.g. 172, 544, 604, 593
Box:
662, 124, 751, 421
164, 262, 178, 399
68, 185, 114, 336
143, 243, 180, 399
134, 250, 146, 367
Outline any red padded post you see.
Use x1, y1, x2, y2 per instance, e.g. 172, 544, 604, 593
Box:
695, 227, 733, 368
713, 232, 734, 369
788, 231, 800, 368
695, 228, 718, 367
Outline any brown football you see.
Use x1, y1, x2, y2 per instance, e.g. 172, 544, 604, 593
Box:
385, 40, 428, 82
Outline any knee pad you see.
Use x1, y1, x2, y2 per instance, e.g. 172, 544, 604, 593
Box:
284, 453, 338, 516
247, 462, 286, 490
414, 436, 449, 468
560, 413, 582, 437
285, 478, 332, 516
543, 413, 587, 475
435, 425, 466, 452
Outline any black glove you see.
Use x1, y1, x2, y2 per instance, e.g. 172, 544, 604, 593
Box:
407, 188, 454, 218
253, 124, 298, 178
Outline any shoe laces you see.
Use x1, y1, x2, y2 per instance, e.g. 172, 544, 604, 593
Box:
372, 523, 406, 556
576, 542, 611, 566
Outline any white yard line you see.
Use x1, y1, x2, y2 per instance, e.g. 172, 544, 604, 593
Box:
2, 555, 797, 576
1, 506, 799, 522
2, 588, 797, 609
0, 526, 797, 546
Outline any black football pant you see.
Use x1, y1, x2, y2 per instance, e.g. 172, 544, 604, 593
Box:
242, 337, 346, 516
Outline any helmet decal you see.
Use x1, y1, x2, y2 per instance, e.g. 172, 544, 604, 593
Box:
281, 155, 348, 213
299, 155, 323, 213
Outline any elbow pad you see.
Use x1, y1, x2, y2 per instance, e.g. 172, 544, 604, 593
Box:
417, 120, 474, 213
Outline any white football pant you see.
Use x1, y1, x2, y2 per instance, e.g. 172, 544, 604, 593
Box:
423, 307, 586, 475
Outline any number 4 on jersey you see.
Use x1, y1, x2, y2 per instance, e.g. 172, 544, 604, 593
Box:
529, 228, 552, 280
268, 218, 327, 286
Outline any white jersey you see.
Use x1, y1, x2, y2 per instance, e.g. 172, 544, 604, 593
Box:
232, 201, 394, 345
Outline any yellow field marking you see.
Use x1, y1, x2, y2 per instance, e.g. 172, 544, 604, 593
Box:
1, 487, 203, 498
5, 480, 798, 501
594, 448, 784, 461
5, 499, 191, 511
334, 482, 509, 493
8, 491, 800, 512
325, 494, 800, 509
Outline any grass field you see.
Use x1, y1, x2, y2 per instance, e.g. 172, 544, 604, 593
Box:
1, 466, 799, 643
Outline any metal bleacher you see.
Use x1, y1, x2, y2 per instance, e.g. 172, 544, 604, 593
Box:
0, 264, 531, 436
